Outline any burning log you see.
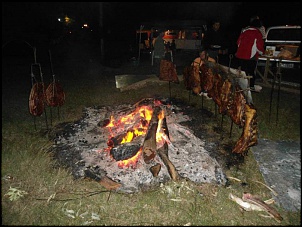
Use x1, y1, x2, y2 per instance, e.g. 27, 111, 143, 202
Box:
157, 115, 180, 181
84, 167, 122, 190
142, 106, 161, 164
150, 163, 161, 177
157, 142, 180, 181
99, 176, 122, 190
110, 143, 141, 161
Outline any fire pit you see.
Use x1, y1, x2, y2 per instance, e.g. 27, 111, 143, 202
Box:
51, 98, 227, 193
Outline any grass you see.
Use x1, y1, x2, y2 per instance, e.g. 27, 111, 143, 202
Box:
2, 48, 300, 225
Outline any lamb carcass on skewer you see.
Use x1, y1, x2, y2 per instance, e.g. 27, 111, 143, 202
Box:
45, 81, 65, 107
232, 103, 258, 154
29, 82, 45, 116
199, 64, 214, 92
159, 59, 179, 83
227, 85, 246, 127
219, 79, 233, 115
183, 65, 201, 94
207, 73, 223, 107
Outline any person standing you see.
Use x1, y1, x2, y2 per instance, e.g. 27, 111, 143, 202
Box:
235, 18, 264, 89
250, 15, 266, 40
170, 39, 176, 57
152, 31, 166, 77
203, 20, 227, 61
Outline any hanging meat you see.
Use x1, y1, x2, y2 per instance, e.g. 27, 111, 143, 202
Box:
199, 64, 214, 92
207, 73, 223, 106
232, 103, 258, 154
227, 85, 246, 127
159, 59, 179, 84
29, 82, 45, 116
183, 65, 201, 94
45, 81, 65, 107
219, 79, 233, 114
45, 50, 65, 107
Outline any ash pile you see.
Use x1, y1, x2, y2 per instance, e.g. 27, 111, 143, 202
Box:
51, 98, 227, 193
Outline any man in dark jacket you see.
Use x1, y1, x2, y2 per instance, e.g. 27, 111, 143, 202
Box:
203, 20, 227, 60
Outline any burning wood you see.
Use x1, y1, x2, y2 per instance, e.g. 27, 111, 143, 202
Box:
51, 98, 227, 193
142, 106, 162, 164
150, 163, 161, 177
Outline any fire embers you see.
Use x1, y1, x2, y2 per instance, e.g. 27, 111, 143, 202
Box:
104, 103, 169, 168
104, 105, 153, 168
52, 101, 227, 193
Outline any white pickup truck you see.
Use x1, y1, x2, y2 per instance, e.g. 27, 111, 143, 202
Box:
256, 25, 300, 86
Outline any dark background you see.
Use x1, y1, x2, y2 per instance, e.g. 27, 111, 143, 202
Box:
2, 2, 300, 60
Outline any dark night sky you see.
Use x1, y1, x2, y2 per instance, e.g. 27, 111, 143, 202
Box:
2, 2, 300, 43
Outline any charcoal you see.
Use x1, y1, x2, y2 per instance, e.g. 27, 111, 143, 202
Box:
110, 144, 141, 161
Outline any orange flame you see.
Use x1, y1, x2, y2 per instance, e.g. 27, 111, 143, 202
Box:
105, 105, 166, 168
117, 147, 142, 168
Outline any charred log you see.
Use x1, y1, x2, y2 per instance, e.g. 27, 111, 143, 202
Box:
142, 106, 162, 164
110, 144, 141, 161
157, 142, 180, 181
98, 118, 111, 127
150, 163, 162, 177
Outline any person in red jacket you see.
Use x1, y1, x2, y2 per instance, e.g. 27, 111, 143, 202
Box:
235, 18, 264, 89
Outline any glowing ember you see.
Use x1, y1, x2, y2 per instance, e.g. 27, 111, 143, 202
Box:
105, 105, 166, 168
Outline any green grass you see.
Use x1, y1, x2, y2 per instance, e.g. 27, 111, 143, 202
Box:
2, 58, 300, 225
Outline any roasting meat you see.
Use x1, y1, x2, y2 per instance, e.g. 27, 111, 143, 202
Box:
207, 73, 223, 106
29, 82, 45, 116
219, 79, 233, 114
182, 61, 259, 155
159, 59, 179, 83
45, 81, 65, 107
227, 85, 246, 127
232, 103, 258, 154
183, 65, 201, 94
199, 64, 214, 92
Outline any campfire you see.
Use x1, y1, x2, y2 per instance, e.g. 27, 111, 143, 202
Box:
52, 98, 227, 193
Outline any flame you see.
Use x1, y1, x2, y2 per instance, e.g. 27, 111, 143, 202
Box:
156, 109, 165, 143
121, 131, 134, 144
104, 104, 166, 168
106, 115, 115, 128
117, 148, 142, 168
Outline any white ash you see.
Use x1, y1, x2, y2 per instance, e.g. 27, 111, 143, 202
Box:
53, 101, 227, 193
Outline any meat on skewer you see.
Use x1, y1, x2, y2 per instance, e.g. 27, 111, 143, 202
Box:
200, 65, 214, 92
207, 73, 223, 106
219, 79, 233, 114
29, 82, 45, 116
227, 85, 246, 127
183, 65, 201, 94
45, 81, 65, 107
232, 103, 258, 154
159, 59, 179, 84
